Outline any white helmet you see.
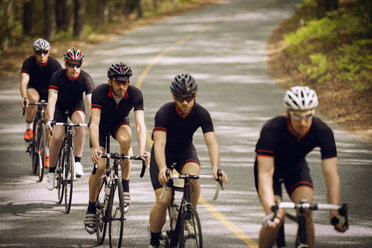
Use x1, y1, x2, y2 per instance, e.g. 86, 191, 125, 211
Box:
283, 86, 318, 110
32, 38, 50, 51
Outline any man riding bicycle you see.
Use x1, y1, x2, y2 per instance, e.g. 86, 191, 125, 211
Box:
148, 73, 228, 248
20, 38, 62, 166
46, 48, 95, 190
254, 86, 347, 248
85, 62, 150, 234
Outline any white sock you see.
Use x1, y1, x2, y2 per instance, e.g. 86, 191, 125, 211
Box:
26, 122, 33, 129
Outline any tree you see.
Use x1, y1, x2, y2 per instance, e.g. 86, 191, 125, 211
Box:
56, 0, 73, 32
23, 0, 34, 36
74, 0, 85, 37
316, 0, 338, 18
97, 0, 109, 28
44, 0, 57, 41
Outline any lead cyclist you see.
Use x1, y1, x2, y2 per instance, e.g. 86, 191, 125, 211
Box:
254, 86, 348, 248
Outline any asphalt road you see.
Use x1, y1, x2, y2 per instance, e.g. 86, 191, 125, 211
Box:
1, 0, 372, 247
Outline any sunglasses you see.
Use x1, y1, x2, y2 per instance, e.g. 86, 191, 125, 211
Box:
289, 109, 315, 120
175, 94, 195, 103
36, 50, 49, 55
66, 62, 82, 68
113, 79, 129, 85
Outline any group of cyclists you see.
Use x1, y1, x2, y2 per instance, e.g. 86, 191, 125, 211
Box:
20, 38, 347, 248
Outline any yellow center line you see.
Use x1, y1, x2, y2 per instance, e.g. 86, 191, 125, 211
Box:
199, 195, 259, 248
134, 1, 282, 246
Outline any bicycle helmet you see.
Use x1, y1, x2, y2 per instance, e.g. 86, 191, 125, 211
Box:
170, 73, 198, 95
107, 63, 133, 81
64, 48, 84, 62
32, 38, 50, 51
283, 86, 318, 110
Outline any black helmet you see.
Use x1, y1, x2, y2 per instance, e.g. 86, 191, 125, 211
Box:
170, 73, 198, 95
107, 63, 133, 81
64, 48, 84, 62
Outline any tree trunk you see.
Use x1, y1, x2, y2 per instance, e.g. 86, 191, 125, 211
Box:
23, 0, 33, 36
44, 0, 57, 41
73, 0, 85, 37
136, 0, 142, 18
97, 0, 109, 28
0, 0, 15, 51
56, 0, 73, 32
316, 0, 338, 18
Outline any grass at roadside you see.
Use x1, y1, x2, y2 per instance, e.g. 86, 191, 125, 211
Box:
267, 0, 372, 144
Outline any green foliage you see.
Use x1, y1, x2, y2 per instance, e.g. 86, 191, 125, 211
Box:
284, 1, 372, 90
299, 53, 329, 83
336, 40, 372, 90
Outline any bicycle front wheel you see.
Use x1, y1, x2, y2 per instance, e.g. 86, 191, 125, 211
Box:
36, 122, 46, 182
64, 148, 74, 214
56, 148, 65, 204
179, 205, 203, 248
108, 181, 125, 248
96, 178, 108, 245
31, 121, 38, 174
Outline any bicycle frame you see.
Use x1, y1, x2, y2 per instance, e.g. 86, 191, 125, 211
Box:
160, 167, 223, 248
95, 134, 147, 248
25, 101, 47, 181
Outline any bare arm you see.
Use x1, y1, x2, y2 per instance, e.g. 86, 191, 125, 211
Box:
321, 157, 341, 213
47, 89, 58, 121
89, 108, 102, 163
20, 72, 30, 107
203, 131, 228, 182
257, 156, 275, 215
85, 93, 92, 118
153, 131, 167, 186
134, 110, 150, 164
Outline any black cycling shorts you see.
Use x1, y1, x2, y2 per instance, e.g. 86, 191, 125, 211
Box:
53, 100, 86, 122
254, 159, 313, 197
89, 116, 130, 149
150, 144, 200, 190
27, 86, 48, 101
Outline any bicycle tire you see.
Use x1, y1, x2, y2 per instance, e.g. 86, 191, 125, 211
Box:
31, 121, 38, 174
64, 148, 74, 214
36, 122, 46, 182
179, 205, 202, 248
56, 148, 64, 204
96, 178, 108, 245
108, 181, 125, 248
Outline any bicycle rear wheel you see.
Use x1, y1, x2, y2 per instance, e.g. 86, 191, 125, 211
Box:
56, 148, 65, 204
96, 178, 108, 245
179, 205, 202, 248
108, 181, 125, 248
36, 122, 46, 182
64, 148, 74, 214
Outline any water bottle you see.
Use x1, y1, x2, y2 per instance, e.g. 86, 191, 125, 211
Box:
169, 203, 178, 230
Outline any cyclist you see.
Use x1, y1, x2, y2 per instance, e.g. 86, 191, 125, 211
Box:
20, 38, 62, 166
46, 48, 95, 190
254, 86, 348, 248
148, 73, 228, 248
84, 62, 150, 234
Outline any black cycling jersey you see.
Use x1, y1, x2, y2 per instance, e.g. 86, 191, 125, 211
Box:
49, 69, 95, 109
91, 84, 144, 127
152, 102, 214, 153
21, 56, 62, 91
255, 116, 337, 173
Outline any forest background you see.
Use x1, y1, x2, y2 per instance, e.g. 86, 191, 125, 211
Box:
0, 0, 371, 144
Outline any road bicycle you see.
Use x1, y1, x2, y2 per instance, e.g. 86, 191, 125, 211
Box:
23, 99, 48, 182
262, 200, 349, 248
95, 134, 147, 248
54, 120, 87, 214
158, 165, 223, 248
